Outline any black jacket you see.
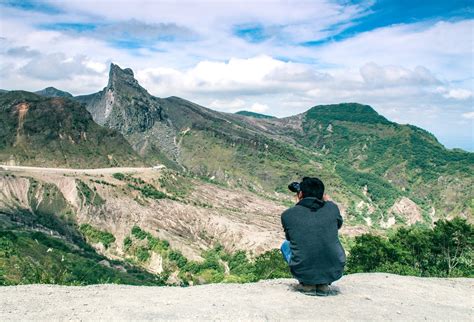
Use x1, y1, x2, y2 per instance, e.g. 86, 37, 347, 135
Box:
281, 198, 346, 285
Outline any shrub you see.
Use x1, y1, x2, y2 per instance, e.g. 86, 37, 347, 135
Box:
169, 250, 188, 268
131, 226, 150, 240
123, 236, 132, 252
135, 246, 150, 262
252, 249, 292, 280
79, 224, 115, 249
346, 218, 473, 277
76, 180, 105, 206
112, 173, 126, 181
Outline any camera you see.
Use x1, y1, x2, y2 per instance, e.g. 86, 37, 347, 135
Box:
288, 181, 300, 193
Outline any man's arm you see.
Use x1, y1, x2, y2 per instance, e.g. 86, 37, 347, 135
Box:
336, 205, 343, 229
281, 212, 291, 240
325, 195, 343, 229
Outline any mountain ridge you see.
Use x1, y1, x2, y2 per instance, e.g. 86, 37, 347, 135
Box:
5, 63, 472, 221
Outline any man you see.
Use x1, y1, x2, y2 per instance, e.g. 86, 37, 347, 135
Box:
280, 177, 346, 296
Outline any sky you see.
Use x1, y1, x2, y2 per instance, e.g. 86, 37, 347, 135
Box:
0, 0, 473, 151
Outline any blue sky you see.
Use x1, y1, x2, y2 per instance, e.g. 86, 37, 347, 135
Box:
0, 0, 473, 151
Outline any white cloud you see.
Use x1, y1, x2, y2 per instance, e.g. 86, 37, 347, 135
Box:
249, 103, 269, 113
313, 20, 473, 81
462, 111, 474, 119
360, 63, 440, 87
136, 55, 320, 97
19, 53, 100, 80
208, 98, 246, 111
443, 89, 473, 100
207, 99, 269, 113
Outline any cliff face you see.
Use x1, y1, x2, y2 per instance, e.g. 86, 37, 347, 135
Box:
76, 64, 163, 134
76, 64, 179, 166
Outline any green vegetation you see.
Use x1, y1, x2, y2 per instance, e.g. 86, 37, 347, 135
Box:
235, 110, 276, 119
79, 224, 116, 248
90, 179, 116, 187
124, 226, 169, 264
0, 230, 165, 286
131, 225, 150, 240
77, 180, 105, 206
336, 164, 401, 209
305, 103, 392, 125
158, 170, 192, 198
0, 91, 145, 168
4, 219, 472, 287
112, 172, 126, 181
347, 218, 473, 277
128, 183, 167, 200
113, 173, 167, 200
121, 226, 291, 285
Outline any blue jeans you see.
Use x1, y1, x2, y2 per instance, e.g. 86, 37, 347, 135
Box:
280, 240, 292, 264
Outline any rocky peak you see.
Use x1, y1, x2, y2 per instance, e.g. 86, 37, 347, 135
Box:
76, 63, 163, 135
107, 63, 141, 92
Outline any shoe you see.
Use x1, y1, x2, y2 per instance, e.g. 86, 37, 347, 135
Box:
294, 283, 317, 294
315, 284, 330, 296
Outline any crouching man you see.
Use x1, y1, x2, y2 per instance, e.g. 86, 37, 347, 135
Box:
281, 177, 346, 296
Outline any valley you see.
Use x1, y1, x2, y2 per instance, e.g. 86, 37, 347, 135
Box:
0, 63, 472, 286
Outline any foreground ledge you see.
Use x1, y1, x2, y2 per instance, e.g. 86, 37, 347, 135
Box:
1, 273, 472, 321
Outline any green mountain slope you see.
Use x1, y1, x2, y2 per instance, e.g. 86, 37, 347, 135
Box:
293, 103, 473, 216
35, 87, 73, 98
0, 91, 145, 168
235, 111, 276, 119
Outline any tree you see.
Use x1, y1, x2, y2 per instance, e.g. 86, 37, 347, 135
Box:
430, 218, 474, 276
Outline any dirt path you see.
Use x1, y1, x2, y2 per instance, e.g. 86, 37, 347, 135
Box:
1, 274, 472, 321
0, 165, 156, 175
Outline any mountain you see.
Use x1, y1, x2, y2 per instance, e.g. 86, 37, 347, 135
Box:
0, 90, 144, 168
35, 87, 73, 98
235, 110, 276, 119
71, 63, 472, 221
286, 103, 473, 216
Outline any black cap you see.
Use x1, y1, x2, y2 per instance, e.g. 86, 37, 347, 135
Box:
288, 182, 300, 193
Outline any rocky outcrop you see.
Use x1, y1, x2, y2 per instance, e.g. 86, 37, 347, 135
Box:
75, 64, 179, 164
389, 197, 423, 225
76, 64, 163, 134
1, 274, 472, 321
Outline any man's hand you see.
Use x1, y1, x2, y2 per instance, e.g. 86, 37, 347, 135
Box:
323, 194, 331, 201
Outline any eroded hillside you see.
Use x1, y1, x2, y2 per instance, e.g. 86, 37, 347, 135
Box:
1, 165, 458, 285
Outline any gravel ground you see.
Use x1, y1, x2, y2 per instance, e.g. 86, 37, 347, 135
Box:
1, 273, 472, 321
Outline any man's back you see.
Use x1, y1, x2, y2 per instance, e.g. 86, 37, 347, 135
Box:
281, 198, 346, 285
